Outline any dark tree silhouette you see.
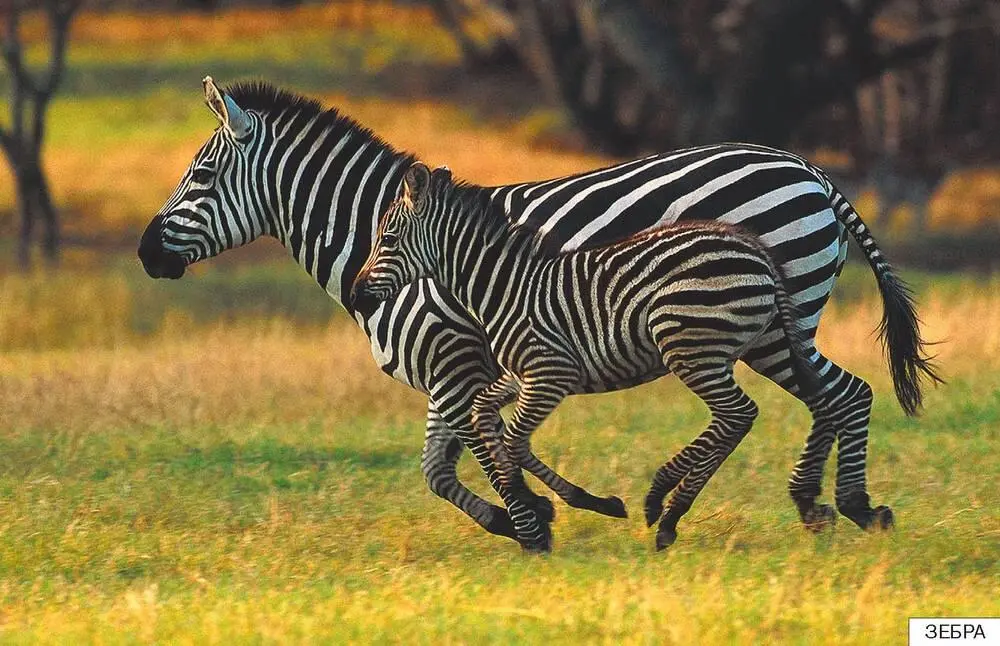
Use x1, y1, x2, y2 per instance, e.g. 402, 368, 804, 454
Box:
432, 0, 994, 157
1, 0, 81, 269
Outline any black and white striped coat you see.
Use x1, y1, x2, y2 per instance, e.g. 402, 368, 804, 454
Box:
353, 163, 823, 550
139, 80, 935, 550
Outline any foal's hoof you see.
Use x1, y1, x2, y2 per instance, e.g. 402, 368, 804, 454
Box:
870, 505, 894, 531
518, 522, 553, 554
603, 495, 628, 519
530, 495, 556, 523
655, 527, 678, 551
801, 503, 836, 533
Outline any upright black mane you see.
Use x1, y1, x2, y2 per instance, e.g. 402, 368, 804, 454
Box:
439, 176, 563, 257
223, 80, 406, 157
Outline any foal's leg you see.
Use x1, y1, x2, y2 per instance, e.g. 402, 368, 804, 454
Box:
648, 364, 759, 550
472, 376, 553, 552
480, 377, 626, 519
421, 400, 519, 539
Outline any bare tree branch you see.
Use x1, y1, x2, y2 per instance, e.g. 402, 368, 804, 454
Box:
1, 0, 80, 269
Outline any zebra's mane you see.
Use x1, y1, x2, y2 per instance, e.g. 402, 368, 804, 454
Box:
224, 81, 408, 158
439, 177, 562, 257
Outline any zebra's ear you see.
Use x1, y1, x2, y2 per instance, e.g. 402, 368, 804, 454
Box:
402, 162, 432, 213
202, 76, 250, 139
433, 165, 452, 183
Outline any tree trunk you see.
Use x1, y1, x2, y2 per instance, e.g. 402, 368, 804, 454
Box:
36, 165, 59, 265
16, 172, 35, 271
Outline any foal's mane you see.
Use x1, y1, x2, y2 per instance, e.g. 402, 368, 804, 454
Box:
435, 174, 563, 257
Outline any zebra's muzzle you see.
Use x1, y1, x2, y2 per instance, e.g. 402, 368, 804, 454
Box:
138, 215, 187, 279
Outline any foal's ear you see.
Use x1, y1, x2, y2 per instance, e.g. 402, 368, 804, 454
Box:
402, 162, 432, 212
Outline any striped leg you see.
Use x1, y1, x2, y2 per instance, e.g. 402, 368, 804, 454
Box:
647, 366, 759, 550
429, 389, 557, 545
421, 401, 516, 539
473, 376, 552, 552
741, 330, 893, 532
489, 377, 627, 519
813, 365, 893, 530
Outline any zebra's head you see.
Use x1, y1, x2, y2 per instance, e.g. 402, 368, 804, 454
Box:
138, 76, 269, 279
351, 162, 441, 310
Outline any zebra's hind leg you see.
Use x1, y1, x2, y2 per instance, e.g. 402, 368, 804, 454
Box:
649, 366, 759, 551
823, 370, 894, 531
742, 333, 893, 532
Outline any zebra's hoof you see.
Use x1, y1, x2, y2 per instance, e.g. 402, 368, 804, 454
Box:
643, 498, 663, 528
871, 505, 894, 531
483, 505, 518, 540
531, 495, 556, 523
837, 492, 893, 531
519, 523, 553, 554
801, 503, 836, 533
655, 527, 677, 551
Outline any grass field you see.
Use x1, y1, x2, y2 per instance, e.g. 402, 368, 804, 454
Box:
1, 258, 998, 643
1, 4, 998, 644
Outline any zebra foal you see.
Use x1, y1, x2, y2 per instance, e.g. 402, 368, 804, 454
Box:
352, 163, 823, 551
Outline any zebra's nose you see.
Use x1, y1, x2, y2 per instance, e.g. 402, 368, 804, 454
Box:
138, 214, 186, 279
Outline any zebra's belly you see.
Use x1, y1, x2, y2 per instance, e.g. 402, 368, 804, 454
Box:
569, 333, 668, 394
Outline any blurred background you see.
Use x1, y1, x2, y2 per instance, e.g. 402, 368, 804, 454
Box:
1, 0, 998, 347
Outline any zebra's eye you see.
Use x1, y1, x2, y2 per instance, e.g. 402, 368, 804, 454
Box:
191, 167, 214, 185
381, 233, 399, 249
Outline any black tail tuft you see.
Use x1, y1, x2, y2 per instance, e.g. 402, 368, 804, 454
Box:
817, 167, 944, 416
875, 270, 945, 416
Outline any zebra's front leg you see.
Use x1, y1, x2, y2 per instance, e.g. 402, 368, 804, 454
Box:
485, 375, 626, 520
422, 400, 522, 540
473, 376, 553, 552
496, 366, 587, 550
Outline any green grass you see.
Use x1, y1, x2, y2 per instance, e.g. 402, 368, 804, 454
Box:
1, 369, 997, 643
1, 257, 998, 643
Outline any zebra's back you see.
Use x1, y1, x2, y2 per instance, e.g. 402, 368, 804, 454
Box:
521, 222, 779, 392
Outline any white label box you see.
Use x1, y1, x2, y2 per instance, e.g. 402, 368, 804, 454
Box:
910, 618, 1000, 645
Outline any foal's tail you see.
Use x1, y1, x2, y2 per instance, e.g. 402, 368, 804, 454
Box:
767, 257, 824, 400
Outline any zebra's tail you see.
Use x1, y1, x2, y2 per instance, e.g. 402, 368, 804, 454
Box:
766, 254, 823, 401
824, 180, 944, 416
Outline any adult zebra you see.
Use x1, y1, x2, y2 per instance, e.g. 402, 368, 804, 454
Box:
138, 78, 938, 550
352, 162, 827, 549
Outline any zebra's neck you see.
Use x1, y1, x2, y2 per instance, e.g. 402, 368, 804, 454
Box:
262, 109, 413, 310
434, 188, 552, 333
